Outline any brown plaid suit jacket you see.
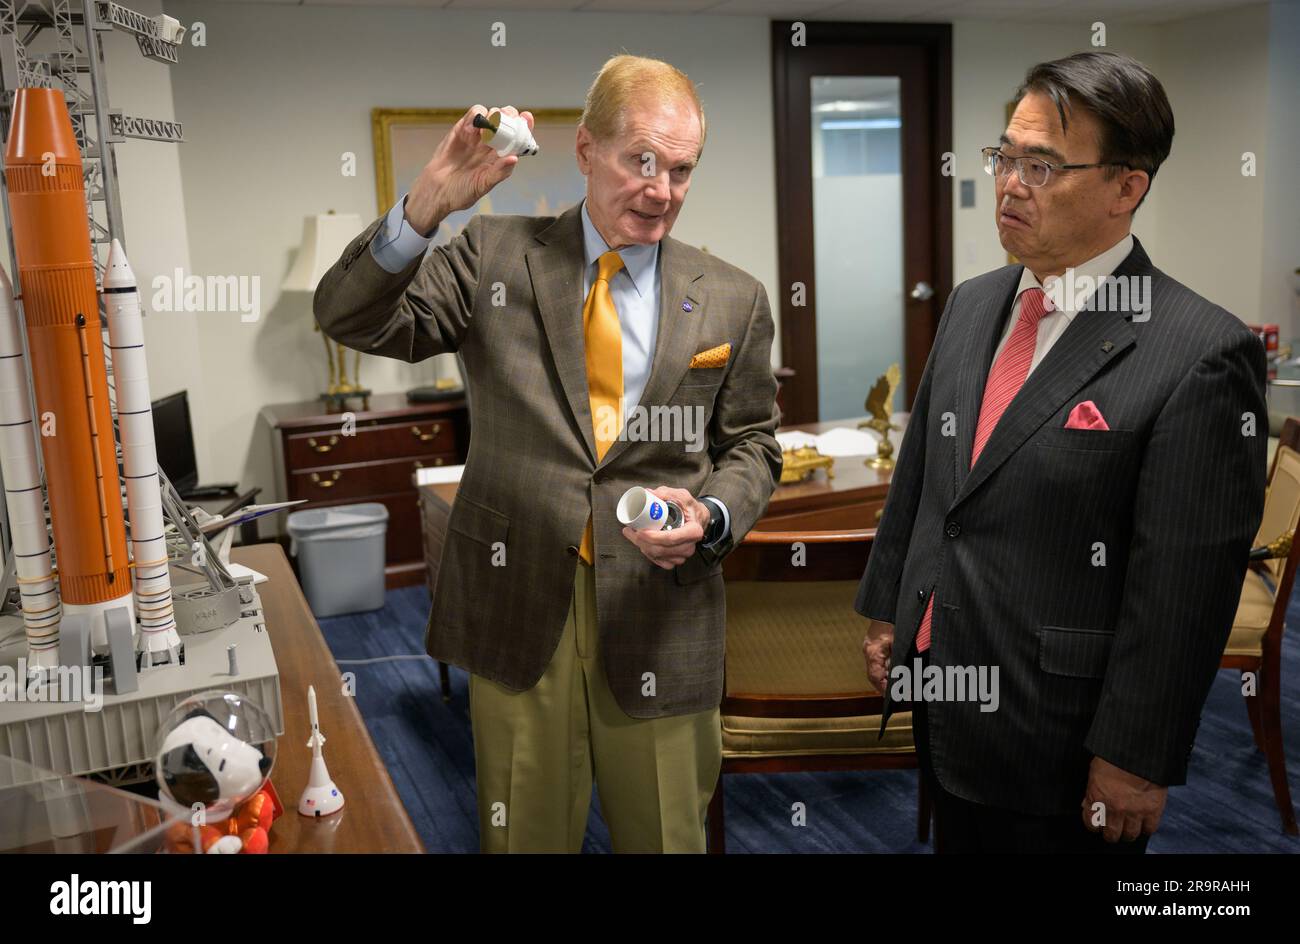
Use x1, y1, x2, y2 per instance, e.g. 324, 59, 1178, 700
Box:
314, 202, 782, 718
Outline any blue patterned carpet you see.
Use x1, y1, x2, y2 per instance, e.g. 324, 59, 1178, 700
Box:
316, 584, 1300, 853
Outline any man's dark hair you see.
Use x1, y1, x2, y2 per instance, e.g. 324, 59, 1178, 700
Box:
1015, 51, 1174, 210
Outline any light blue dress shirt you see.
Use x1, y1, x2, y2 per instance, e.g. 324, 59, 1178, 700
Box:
370, 194, 730, 547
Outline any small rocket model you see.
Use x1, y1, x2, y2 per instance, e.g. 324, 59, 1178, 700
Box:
298, 685, 344, 818
2, 87, 179, 672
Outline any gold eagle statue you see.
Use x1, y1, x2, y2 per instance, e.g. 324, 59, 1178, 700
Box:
858, 363, 901, 470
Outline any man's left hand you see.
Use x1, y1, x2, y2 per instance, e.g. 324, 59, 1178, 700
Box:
1081, 756, 1167, 842
621, 486, 710, 569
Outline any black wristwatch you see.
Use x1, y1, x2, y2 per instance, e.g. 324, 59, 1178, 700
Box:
699, 497, 725, 545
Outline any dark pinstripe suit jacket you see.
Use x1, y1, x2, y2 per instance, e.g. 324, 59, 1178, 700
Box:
314, 203, 782, 719
855, 237, 1267, 815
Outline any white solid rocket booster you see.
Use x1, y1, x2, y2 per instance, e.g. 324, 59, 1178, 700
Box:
0, 263, 61, 672
103, 239, 180, 664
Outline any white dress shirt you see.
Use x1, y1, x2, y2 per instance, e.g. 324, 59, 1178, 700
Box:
991, 233, 1134, 376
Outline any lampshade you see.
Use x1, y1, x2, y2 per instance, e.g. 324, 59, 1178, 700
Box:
282, 212, 365, 292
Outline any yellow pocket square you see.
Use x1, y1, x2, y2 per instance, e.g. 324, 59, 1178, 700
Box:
689, 343, 731, 369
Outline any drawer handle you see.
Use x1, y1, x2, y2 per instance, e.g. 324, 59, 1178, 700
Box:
411, 423, 442, 442
308, 435, 339, 453
413, 458, 445, 470
311, 471, 342, 489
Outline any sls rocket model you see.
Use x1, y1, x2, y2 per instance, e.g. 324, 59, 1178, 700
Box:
2, 87, 177, 672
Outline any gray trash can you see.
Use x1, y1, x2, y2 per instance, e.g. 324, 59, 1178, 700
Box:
287, 503, 389, 617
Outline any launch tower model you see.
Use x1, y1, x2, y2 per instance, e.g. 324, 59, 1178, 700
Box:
0, 11, 282, 788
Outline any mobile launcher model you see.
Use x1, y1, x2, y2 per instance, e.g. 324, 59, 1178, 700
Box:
0, 88, 281, 787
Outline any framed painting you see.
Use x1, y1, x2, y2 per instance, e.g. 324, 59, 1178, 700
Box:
371, 107, 587, 244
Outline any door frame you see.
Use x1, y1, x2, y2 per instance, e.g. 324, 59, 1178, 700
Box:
772, 21, 952, 422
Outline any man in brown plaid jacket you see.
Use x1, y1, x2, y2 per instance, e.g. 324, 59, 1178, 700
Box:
315, 55, 781, 852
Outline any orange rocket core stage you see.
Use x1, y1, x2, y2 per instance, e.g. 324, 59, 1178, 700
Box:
5, 88, 130, 604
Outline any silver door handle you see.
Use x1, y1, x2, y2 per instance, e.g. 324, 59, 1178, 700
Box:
910, 281, 934, 301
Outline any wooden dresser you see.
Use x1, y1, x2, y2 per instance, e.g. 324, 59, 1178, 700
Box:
262, 393, 470, 588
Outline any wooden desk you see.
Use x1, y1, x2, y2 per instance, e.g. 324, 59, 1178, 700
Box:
234, 544, 424, 853
758, 415, 907, 530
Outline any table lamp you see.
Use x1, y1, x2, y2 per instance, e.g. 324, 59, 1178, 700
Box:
283, 210, 370, 409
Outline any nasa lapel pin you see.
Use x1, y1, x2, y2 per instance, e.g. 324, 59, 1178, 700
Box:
682, 299, 694, 312
1101, 340, 1114, 353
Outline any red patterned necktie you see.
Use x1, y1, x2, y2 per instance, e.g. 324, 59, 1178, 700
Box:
914, 287, 1052, 653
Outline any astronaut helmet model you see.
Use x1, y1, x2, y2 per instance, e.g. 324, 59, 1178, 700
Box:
154, 691, 276, 821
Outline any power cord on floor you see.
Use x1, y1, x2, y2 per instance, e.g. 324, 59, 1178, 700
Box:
334, 654, 433, 666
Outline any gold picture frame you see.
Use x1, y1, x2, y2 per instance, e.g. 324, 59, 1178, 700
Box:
371, 107, 587, 230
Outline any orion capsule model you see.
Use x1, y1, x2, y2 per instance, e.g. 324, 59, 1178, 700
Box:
472, 109, 539, 157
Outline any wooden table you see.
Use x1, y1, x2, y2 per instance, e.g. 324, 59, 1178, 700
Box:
757, 415, 907, 530
234, 544, 424, 853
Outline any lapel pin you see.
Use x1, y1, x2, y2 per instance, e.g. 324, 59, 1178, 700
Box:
1101, 340, 1114, 352
682, 300, 693, 312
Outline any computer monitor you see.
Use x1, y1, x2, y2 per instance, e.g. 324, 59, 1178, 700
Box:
151, 390, 199, 494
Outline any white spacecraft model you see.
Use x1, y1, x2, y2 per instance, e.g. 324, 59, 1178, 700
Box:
298, 685, 344, 818
472, 110, 539, 157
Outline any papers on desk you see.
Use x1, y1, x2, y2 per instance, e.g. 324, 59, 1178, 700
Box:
778, 422, 899, 458
811, 426, 880, 457
415, 463, 466, 486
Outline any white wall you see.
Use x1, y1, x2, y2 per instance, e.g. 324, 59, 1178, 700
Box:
1260, 0, 1300, 336
951, 4, 1290, 335
164, 3, 779, 511
1139, 2, 1273, 325
950, 19, 1163, 285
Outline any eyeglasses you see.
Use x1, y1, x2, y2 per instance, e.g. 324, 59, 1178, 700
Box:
981, 146, 1130, 188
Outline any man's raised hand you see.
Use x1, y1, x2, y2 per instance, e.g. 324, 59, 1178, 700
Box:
404, 105, 535, 235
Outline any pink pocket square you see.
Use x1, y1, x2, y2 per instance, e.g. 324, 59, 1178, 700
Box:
1065, 400, 1109, 430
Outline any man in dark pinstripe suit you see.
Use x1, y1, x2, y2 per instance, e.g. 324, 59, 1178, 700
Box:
858, 52, 1267, 853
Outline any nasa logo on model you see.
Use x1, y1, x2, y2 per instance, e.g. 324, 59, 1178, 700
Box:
649, 503, 662, 521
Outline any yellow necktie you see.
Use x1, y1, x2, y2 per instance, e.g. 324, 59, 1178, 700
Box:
578, 250, 625, 564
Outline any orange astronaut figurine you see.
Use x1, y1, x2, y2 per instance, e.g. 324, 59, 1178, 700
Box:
164, 782, 283, 855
